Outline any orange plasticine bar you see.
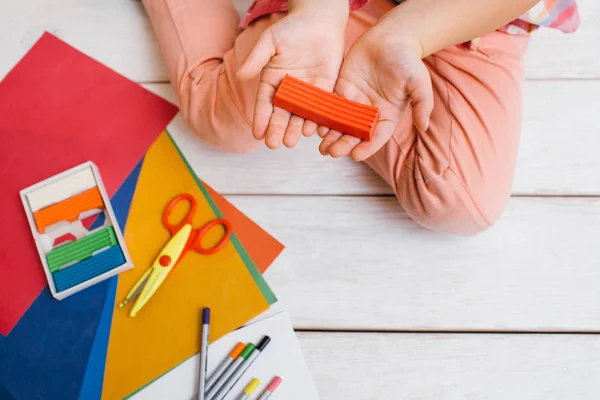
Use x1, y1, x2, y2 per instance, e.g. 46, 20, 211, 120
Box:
33, 187, 104, 233
273, 75, 379, 141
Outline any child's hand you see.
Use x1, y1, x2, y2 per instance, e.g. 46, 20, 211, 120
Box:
237, 8, 346, 149
318, 30, 434, 162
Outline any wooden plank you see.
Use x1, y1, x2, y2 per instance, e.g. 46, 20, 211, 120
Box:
146, 81, 600, 196
524, 0, 600, 79
1, 0, 598, 81
224, 195, 600, 331
516, 79, 600, 195
299, 331, 600, 399
0, 0, 165, 83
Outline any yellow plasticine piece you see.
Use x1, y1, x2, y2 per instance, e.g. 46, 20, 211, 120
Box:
102, 132, 271, 400
130, 224, 192, 317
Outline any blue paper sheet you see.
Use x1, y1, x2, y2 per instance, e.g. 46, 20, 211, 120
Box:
0, 279, 109, 399
0, 158, 143, 400
0, 380, 16, 400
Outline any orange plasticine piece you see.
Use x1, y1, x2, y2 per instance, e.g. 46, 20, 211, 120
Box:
273, 75, 379, 141
33, 187, 104, 233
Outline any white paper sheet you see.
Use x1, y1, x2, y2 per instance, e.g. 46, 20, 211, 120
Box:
130, 311, 320, 400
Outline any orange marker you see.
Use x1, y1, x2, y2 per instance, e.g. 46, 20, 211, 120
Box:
273, 74, 379, 141
205, 342, 247, 393
32, 187, 104, 233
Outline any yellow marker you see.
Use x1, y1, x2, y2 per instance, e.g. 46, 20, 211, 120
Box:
236, 378, 260, 400
119, 224, 192, 317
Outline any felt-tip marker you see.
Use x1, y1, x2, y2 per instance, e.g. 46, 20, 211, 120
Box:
257, 376, 282, 400
206, 343, 256, 400
206, 342, 246, 393
236, 378, 260, 400
198, 308, 210, 400
211, 336, 271, 400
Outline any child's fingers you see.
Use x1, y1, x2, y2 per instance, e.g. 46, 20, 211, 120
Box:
301, 120, 318, 137
283, 116, 304, 148
252, 82, 277, 140
327, 134, 361, 158
408, 63, 434, 134
265, 107, 292, 149
319, 130, 343, 156
317, 125, 329, 138
350, 120, 397, 162
237, 29, 276, 80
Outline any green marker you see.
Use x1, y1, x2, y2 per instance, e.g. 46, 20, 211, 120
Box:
212, 336, 271, 400
206, 344, 255, 400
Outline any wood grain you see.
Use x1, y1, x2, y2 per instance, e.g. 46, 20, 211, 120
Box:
300, 331, 600, 399
144, 81, 600, 196
1, 0, 598, 82
223, 195, 600, 331
523, 0, 600, 79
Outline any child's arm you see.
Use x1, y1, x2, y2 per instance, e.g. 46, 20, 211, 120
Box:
237, 0, 349, 149
374, 0, 540, 58
318, 0, 540, 161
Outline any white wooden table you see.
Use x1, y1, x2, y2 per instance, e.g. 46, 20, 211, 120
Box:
2, 0, 600, 398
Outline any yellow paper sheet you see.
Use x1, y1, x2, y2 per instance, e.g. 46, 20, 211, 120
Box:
101, 132, 271, 400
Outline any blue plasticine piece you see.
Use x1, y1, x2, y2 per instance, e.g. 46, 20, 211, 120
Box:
53, 246, 125, 292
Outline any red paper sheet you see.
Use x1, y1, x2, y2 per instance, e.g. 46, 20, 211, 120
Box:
0, 32, 178, 336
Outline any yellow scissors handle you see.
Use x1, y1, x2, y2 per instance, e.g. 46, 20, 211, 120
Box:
121, 224, 192, 317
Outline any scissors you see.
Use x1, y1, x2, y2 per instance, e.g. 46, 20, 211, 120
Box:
119, 193, 232, 317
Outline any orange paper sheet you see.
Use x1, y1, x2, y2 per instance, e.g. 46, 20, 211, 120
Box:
102, 132, 276, 400
204, 183, 280, 274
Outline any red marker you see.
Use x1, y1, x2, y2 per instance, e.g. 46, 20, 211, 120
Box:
257, 377, 282, 399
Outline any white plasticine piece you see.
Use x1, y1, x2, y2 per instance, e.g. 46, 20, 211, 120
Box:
26, 166, 98, 212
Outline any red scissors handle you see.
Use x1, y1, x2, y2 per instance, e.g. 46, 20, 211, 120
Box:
163, 193, 233, 255
162, 193, 197, 235
191, 218, 233, 255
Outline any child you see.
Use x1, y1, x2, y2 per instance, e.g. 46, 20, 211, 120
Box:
141, 0, 579, 236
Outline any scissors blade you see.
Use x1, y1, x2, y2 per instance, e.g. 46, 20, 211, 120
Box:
118, 267, 153, 308
128, 224, 192, 317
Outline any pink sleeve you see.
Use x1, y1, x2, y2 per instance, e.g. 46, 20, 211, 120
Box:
240, 0, 371, 28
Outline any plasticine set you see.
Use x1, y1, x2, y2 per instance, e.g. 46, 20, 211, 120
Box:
20, 161, 132, 300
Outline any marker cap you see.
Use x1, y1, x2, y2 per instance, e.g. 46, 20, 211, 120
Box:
202, 307, 210, 324
229, 342, 246, 359
256, 336, 271, 351
244, 378, 260, 395
240, 344, 256, 359
267, 376, 282, 392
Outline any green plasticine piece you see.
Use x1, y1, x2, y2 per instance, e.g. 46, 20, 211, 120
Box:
47, 226, 118, 273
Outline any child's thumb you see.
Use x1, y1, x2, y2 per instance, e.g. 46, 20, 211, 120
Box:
409, 66, 434, 134
237, 30, 276, 80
